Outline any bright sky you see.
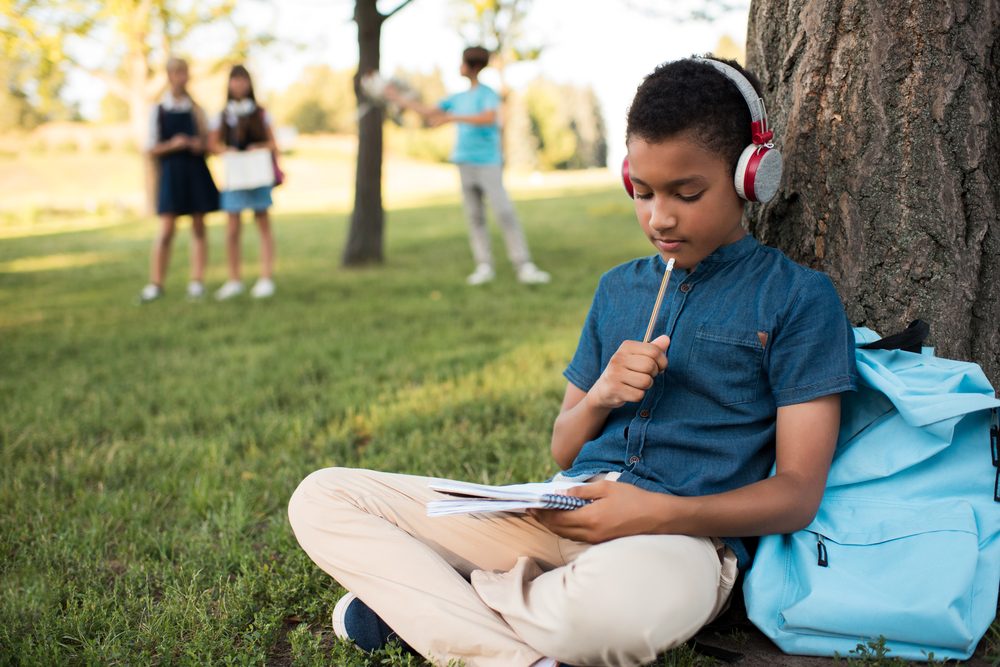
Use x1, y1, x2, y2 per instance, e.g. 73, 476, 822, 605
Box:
69, 0, 749, 169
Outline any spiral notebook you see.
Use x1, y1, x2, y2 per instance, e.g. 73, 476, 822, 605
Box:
426, 479, 589, 516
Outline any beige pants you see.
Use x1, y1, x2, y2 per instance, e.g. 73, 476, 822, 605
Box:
287, 467, 738, 667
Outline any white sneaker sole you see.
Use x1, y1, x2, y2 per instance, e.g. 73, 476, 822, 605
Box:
331, 592, 358, 640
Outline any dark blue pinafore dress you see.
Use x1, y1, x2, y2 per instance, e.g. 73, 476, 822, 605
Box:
156, 107, 220, 215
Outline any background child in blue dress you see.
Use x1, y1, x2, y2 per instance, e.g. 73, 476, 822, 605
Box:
139, 57, 219, 303
209, 64, 278, 300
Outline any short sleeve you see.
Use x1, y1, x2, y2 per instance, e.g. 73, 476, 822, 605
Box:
207, 113, 222, 133
563, 277, 607, 392
145, 105, 160, 151
768, 272, 858, 406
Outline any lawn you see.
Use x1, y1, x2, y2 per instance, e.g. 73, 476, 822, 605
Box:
0, 185, 666, 665
2, 180, 997, 666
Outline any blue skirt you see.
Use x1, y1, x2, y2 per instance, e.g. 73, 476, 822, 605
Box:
220, 186, 273, 213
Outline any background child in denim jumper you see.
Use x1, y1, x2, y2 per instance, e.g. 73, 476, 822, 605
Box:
386, 46, 550, 286
209, 64, 278, 300
288, 55, 857, 667
138, 57, 219, 303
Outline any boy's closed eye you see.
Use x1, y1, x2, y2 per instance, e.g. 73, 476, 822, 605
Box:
633, 189, 705, 202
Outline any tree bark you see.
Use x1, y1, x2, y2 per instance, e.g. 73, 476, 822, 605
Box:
746, 0, 1000, 386
343, 0, 386, 266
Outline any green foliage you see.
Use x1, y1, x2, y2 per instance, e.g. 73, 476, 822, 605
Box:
518, 78, 607, 170
0, 2, 73, 130
270, 65, 357, 135
451, 0, 542, 69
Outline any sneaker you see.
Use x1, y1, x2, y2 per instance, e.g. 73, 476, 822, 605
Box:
186, 281, 205, 299
214, 280, 244, 301
466, 263, 496, 286
331, 592, 416, 655
517, 262, 551, 284
250, 277, 275, 299
138, 283, 163, 303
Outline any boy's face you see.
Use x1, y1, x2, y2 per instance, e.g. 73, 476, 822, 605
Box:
627, 134, 746, 270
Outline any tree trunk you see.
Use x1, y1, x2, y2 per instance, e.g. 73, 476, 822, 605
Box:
746, 0, 1000, 386
343, 0, 386, 266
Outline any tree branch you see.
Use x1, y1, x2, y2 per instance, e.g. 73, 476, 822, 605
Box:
381, 0, 416, 21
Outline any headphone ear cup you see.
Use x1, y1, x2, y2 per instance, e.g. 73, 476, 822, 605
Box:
621, 156, 635, 198
734, 144, 783, 203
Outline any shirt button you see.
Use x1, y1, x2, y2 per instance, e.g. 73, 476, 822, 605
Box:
679, 283, 692, 293
628, 455, 640, 464
639, 409, 650, 418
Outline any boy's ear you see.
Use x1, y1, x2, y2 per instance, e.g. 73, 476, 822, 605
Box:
621, 156, 634, 199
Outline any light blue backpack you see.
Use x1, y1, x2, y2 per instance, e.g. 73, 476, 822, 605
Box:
743, 325, 1000, 660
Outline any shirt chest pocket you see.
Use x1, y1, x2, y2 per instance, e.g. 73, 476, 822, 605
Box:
685, 326, 766, 406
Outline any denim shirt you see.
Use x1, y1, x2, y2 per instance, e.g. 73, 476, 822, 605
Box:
563, 235, 858, 568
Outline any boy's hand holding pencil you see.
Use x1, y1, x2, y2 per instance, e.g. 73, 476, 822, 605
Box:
588, 258, 675, 410
589, 336, 670, 409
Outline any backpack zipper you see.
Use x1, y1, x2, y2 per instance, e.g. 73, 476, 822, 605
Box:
815, 534, 829, 567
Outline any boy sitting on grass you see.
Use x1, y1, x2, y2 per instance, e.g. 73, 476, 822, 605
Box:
288, 55, 857, 667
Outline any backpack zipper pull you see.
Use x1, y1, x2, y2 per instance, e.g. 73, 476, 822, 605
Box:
816, 535, 829, 567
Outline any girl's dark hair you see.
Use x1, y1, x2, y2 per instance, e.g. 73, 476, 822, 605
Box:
626, 55, 764, 171
226, 64, 256, 103
223, 64, 266, 149
462, 46, 491, 72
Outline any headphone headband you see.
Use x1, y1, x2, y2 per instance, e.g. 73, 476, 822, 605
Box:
621, 57, 783, 203
692, 57, 772, 145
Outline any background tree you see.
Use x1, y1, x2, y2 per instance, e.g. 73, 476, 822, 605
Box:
270, 65, 357, 134
342, 0, 415, 267
745, 0, 1000, 385
0, 0, 75, 131
36, 0, 275, 145
521, 79, 606, 170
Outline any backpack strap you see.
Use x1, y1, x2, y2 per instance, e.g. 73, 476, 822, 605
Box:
859, 319, 930, 353
991, 407, 999, 502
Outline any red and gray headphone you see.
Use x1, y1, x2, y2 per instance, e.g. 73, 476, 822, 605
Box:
622, 57, 783, 204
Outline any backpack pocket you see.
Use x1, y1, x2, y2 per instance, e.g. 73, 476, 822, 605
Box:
778, 497, 979, 651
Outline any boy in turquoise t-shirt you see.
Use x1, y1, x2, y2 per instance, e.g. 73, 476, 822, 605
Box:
387, 46, 550, 286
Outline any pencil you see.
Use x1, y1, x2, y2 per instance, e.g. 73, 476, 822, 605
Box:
642, 258, 676, 344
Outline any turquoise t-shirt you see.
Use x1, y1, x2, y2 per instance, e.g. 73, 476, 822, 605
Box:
439, 84, 501, 165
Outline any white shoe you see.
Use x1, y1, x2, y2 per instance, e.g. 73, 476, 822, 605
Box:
466, 264, 495, 286
214, 280, 244, 301
138, 283, 163, 303
250, 278, 275, 299
186, 281, 205, 299
517, 262, 551, 284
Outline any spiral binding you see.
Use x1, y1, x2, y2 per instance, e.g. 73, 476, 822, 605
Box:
540, 494, 589, 510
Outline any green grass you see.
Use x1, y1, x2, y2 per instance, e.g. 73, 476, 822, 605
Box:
0, 187, 665, 665
4, 187, 994, 666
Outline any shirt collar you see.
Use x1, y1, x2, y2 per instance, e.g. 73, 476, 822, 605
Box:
652, 234, 759, 283
698, 233, 759, 265
160, 91, 192, 111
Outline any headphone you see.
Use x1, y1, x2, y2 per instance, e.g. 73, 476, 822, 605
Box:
622, 57, 783, 203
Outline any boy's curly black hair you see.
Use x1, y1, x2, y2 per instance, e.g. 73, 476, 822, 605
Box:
626, 55, 764, 172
